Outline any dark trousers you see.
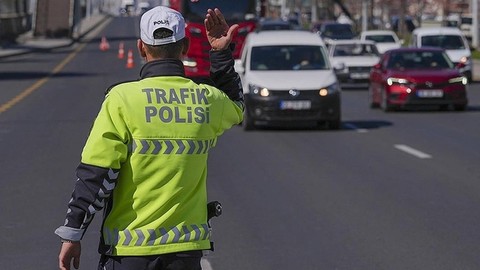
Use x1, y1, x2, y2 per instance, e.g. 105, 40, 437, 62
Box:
98, 250, 203, 270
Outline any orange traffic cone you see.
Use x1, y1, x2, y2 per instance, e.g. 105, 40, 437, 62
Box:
126, 49, 135, 69
118, 42, 125, 59
99, 36, 110, 51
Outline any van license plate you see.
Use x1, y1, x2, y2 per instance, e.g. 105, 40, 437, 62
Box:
280, 100, 311, 110
350, 73, 369, 79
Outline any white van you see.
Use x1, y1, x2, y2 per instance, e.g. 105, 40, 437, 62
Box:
235, 30, 341, 130
409, 27, 472, 82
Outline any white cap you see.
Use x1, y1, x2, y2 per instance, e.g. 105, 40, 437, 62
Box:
140, 6, 186, 46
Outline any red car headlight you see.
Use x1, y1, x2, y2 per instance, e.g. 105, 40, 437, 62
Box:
448, 76, 468, 85
387, 77, 409, 86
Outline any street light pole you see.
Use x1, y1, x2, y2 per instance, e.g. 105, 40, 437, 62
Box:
362, 0, 368, 32
473, 0, 478, 48
281, 0, 287, 18
399, 0, 407, 38
311, 0, 317, 24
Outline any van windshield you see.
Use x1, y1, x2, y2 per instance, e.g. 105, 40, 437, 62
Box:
421, 35, 466, 50
250, 45, 329, 71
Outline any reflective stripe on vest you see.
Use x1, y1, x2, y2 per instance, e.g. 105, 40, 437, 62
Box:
103, 224, 211, 246
128, 138, 217, 155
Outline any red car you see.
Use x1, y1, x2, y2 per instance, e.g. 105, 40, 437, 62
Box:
369, 47, 468, 111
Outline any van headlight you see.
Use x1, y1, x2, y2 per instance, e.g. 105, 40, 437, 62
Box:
319, 82, 340, 96
249, 84, 270, 97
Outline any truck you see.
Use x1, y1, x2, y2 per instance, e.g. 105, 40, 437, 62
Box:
167, 0, 258, 82
120, 0, 135, 16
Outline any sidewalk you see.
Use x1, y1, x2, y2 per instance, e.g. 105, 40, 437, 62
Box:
0, 13, 110, 59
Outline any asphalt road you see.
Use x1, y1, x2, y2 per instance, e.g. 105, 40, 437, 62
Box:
1, 16, 480, 270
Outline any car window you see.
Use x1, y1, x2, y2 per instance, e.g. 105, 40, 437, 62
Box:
410, 34, 417, 47
365, 34, 396, 43
381, 53, 390, 69
258, 21, 291, 31
333, 44, 379, 57
421, 35, 466, 50
461, 17, 472, 24
387, 51, 454, 69
322, 24, 355, 39
250, 45, 329, 71
327, 24, 352, 32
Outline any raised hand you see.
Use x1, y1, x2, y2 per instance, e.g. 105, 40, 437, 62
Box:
204, 8, 239, 51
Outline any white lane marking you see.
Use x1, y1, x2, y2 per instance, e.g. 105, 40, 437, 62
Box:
394, 144, 432, 159
0, 18, 113, 115
344, 123, 368, 133
201, 258, 213, 270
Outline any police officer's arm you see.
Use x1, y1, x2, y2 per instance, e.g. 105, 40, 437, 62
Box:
55, 164, 120, 241
55, 91, 128, 241
205, 8, 244, 106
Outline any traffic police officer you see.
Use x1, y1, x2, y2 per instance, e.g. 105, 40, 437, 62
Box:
55, 6, 243, 270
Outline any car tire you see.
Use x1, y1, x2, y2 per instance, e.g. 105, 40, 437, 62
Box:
242, 112, 255, 131
368, 86, 379, 108
328, 119, 341, 130
464, 71, 473, 83
381, 89, 392, 112
453, 104, 467, 111
439, 104, 449, 111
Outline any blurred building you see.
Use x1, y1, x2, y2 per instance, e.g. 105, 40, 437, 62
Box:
0, 0, 31, 43
0, 0, 477, 48
0, 0, 112, 44
263, 0, 472, 26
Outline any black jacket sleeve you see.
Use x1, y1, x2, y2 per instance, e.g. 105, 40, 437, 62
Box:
54, 163, 118, 241
209, 45, 245, 107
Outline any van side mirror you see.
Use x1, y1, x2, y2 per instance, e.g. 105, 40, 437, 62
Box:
373, 63, 382, 70
456, 62, 466, 69
234, 59, 245, 74
333, 62, 346, 71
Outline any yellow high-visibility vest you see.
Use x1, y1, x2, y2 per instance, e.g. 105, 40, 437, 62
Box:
81, 76, 243, 255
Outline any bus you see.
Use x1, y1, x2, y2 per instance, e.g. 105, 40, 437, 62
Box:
168, 0, 258, 81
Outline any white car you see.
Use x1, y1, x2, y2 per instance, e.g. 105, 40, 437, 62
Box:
235, 30, 341, 130
359, 30, 402, 54
409, 27, 472, 82
327, 39, 380, 88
